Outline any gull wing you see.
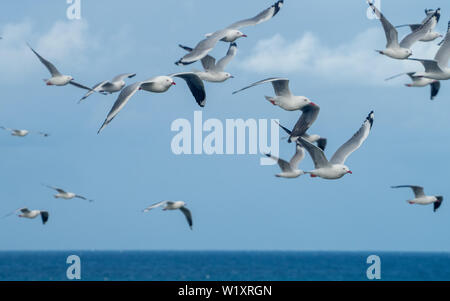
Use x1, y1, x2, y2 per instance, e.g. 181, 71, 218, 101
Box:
227, 1, 284, 29
391, 185, 425, 198
28, 44, 62, 77
179, 207, 193, 230
97, 81, 143, 134
330, 111, 374, 165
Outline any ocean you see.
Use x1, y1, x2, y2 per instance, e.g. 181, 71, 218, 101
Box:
0, 251, 449, 281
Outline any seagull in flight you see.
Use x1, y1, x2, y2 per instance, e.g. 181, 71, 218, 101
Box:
97, 73, 206, 134
28, 44, 97, 92
143, 201, 193, 230
297, 111, 374, 180
43, 185, 94, 202
391, 185, 443, 212
79, 73, 137, 103
0, 126, 50, 137
385, 72, 441, 100
4, 208, 49, 225
266, 145, 305, 178
176, 1, 284, 65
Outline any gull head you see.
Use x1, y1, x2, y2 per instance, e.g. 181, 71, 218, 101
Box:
225, 73, 234, 79
336, 165, 352, 177
405, 49, 413, 58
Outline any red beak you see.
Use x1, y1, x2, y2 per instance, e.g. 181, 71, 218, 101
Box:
310, 102, 317, 106
242, 35, 248, 38
172, 82, 176, 86
347, 171, 353, 174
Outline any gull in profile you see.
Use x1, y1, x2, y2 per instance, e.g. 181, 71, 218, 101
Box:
233, 78, 313, 112
391, 185, 443, 212
367, 1, 439, 60
297, 111, 374, 180
396, 8, 442, 42
43, 185, 94, 202
143, 201, 193, 230
4, 208, 49, 225
385, 72, 441, 100
179, 43, 237, 82
28, 44, 96, 91
79, 73, 137, 103
266, 145, 305, 178
0, 126, 50, 137
176, 1, 284, 65
97, 73, 206, 134
409, 21, 450, 80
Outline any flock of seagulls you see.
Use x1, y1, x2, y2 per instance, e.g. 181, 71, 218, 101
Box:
2, 1, 447, 230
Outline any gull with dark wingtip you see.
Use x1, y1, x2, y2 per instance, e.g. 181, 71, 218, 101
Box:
391, 185, 443, 212
176, 1, 284, 66
97, 72, 206, 134
297, 111, 374, 180
143, 201, 193, 230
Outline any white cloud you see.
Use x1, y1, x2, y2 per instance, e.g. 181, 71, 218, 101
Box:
239, 28, 441, 85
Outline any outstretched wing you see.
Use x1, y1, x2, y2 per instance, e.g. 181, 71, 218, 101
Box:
367, 1, 399, 48
434, 21, 450, 69
43, 184, 66, 194
97, 81, 143, 134
215, 43, 238, 71
179, 207, 193, 230
170, 72, 206, 107
232, 78, 291, 96
111, 73, 137, 82
265, 154, 292, 172
227, 1, 284, 29
330, 111, 374, 165
28, 44, 62, 77
143, 201, 168, 212
289, 104, 320, 141
179, 44, 217, 71
391, 185, 425, 198
297, 137, 329, 169
289, 145, 305, 169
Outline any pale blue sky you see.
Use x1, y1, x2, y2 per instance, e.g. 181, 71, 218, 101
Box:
1, 0, 450, 251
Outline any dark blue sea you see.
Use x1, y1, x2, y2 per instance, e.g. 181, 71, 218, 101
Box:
0, 251, 449, 281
